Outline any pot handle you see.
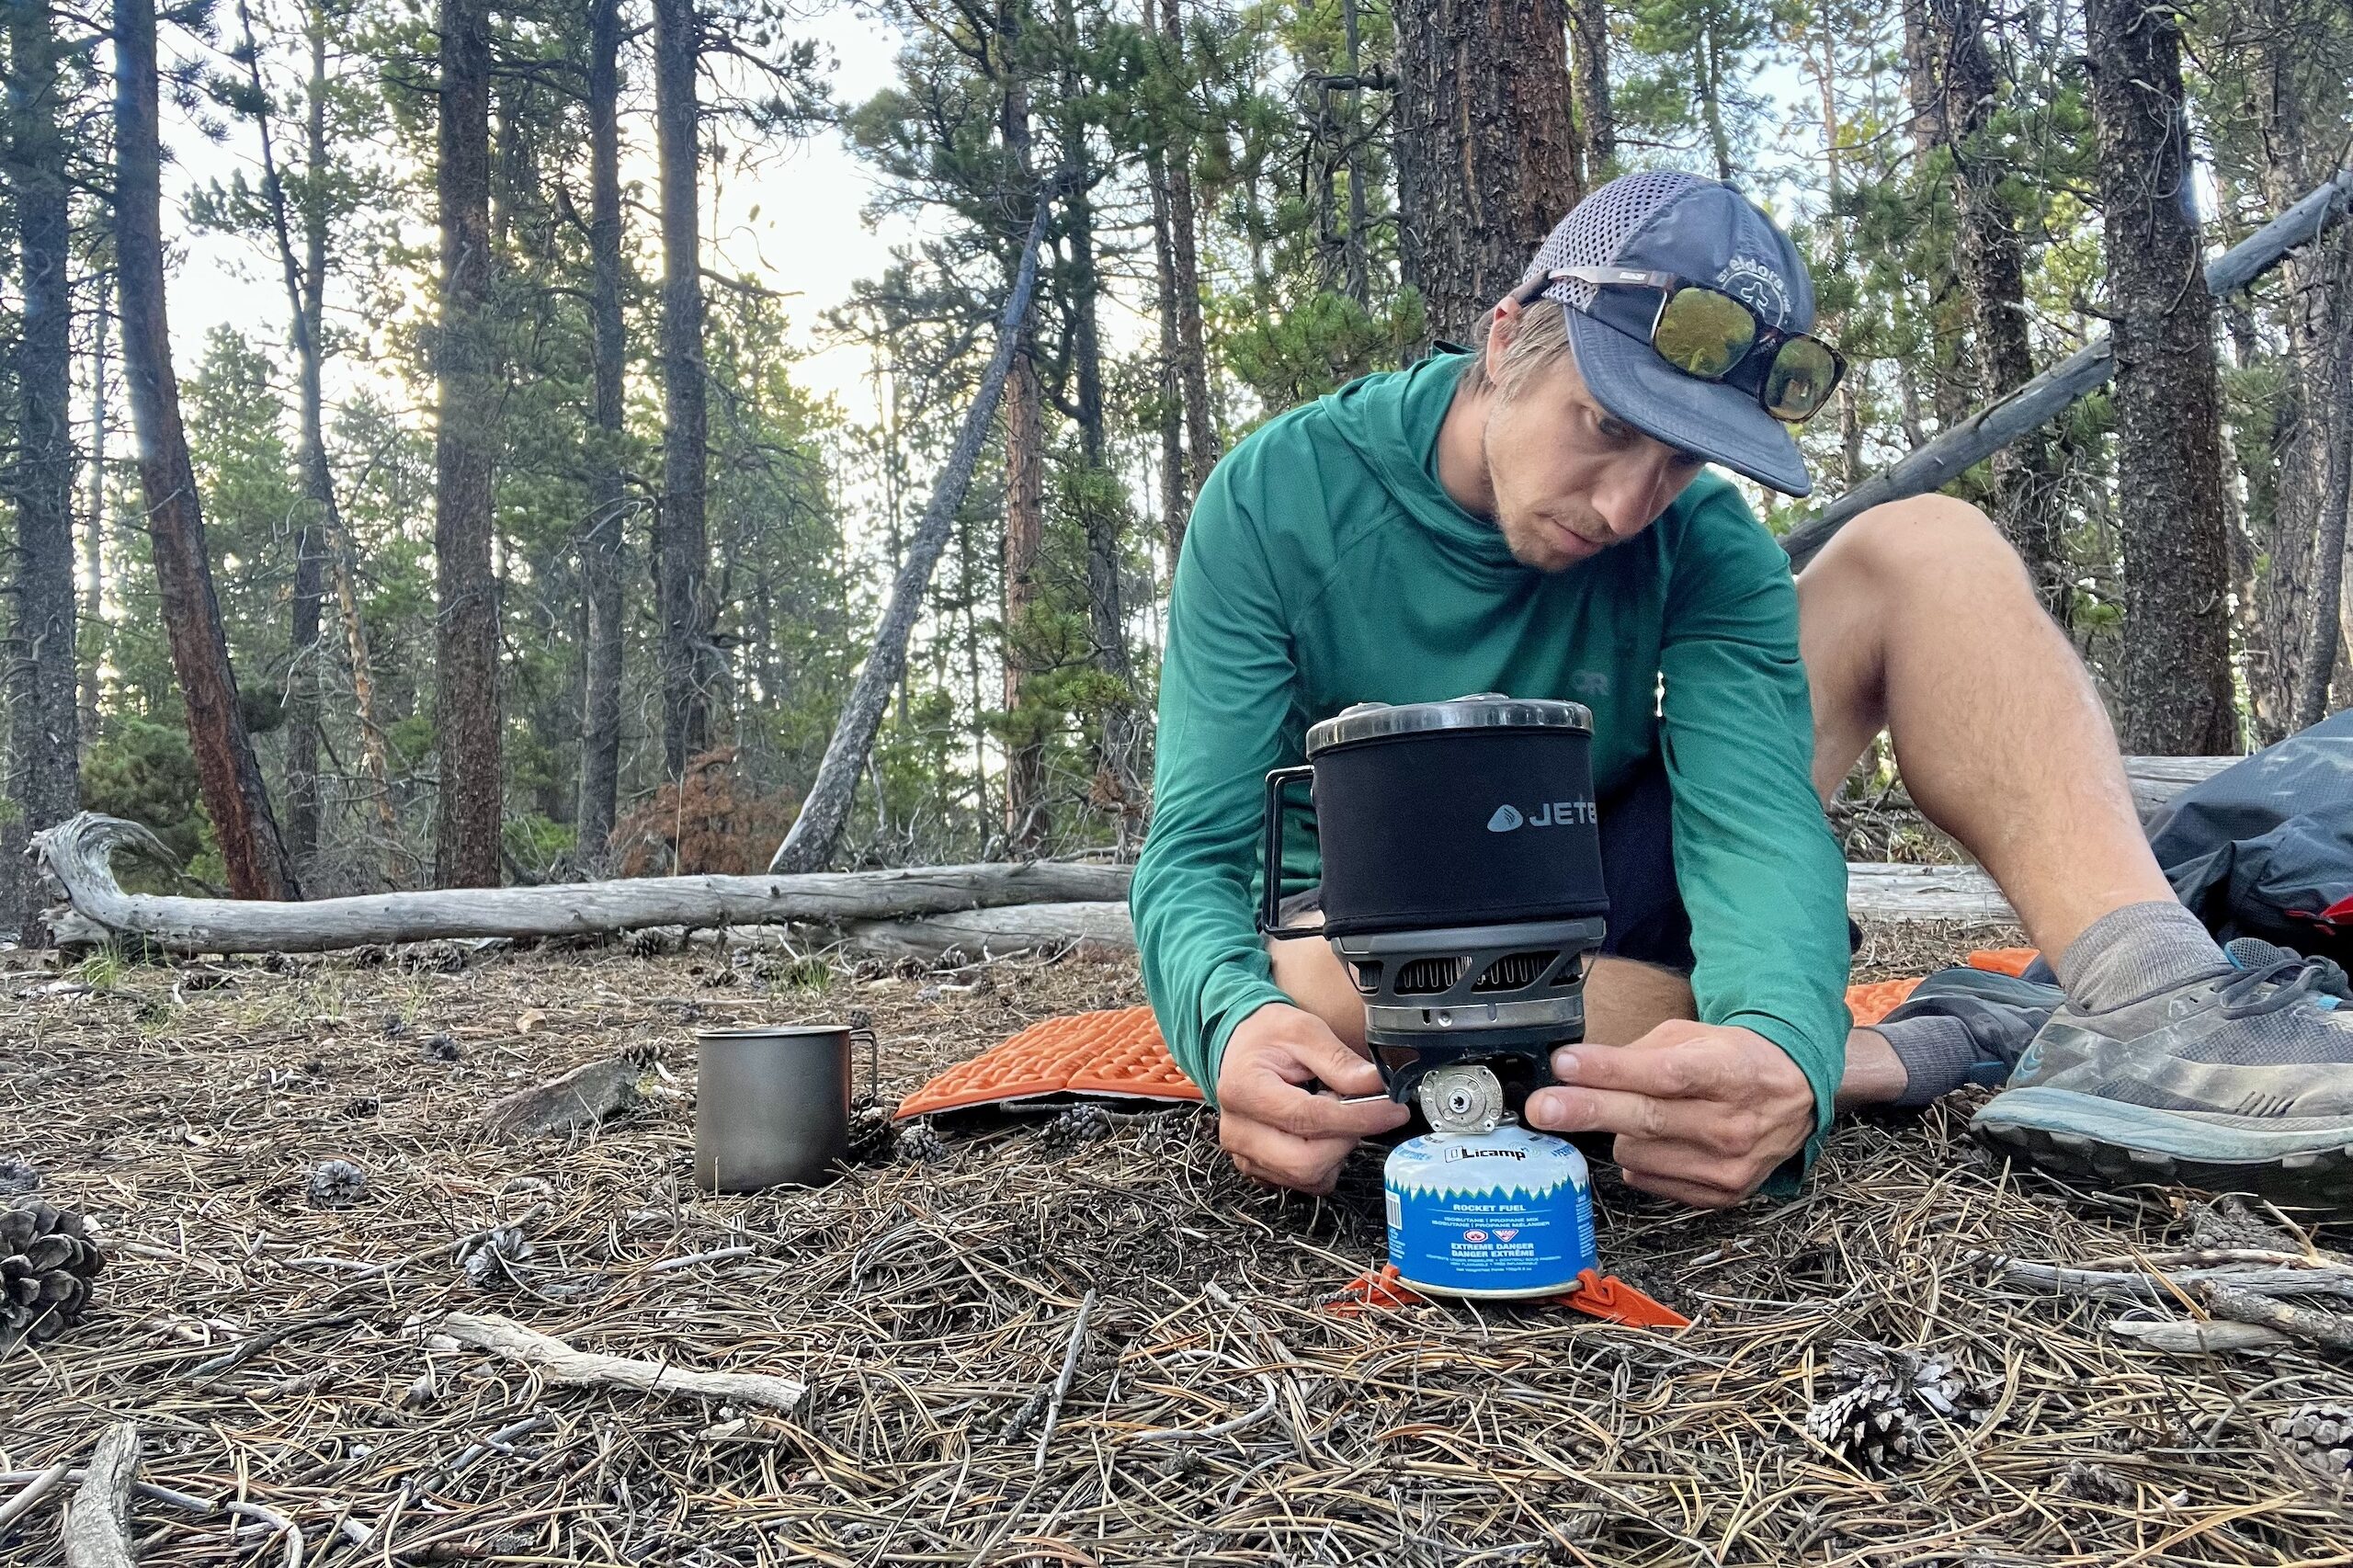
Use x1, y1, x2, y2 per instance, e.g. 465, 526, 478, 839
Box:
1257, 766, 1318, 938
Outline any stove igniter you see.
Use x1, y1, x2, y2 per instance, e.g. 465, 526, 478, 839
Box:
1417, 1063, 1505, 1136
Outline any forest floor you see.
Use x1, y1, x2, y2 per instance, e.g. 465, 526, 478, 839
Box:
3, 926, 2350, 1566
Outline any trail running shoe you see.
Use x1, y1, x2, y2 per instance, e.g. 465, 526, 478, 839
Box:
1971, 938, 2353, 1204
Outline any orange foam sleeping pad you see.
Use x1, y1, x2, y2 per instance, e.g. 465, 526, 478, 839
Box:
894, 1006, 1202, 1119
1847, 946, 2040, 1027
896, 947, 2043, 1117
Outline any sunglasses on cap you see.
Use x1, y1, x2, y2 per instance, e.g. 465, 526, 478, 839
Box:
1510, 265, 1847, 424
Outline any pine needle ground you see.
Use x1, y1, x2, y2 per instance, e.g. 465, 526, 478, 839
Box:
3, 926, 2349, 1565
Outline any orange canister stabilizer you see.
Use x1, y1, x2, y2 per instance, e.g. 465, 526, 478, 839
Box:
1324, 1262, 1688, 1328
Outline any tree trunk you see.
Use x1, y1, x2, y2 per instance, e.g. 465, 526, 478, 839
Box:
1159, 0, 1218, 502
81, 270, 107, 753
2252, 0, 2341, 733
293, 6, 399, 866
234, 0, 331, 872
1052, 12, 1136, 823
578, 0, 629, 864
998, 15, 1047, 858
1003, 341, 1048, 856
1567, 0, 1613, 184
2086, 0, 2236, 754
1392, 0, 1585, 347
6, 0, 82, 936
1805, 21, 1866, 490
114, 0, 298, 901
1897, 0, 1972, 434
2292, 225, 2353, 728
654, 0, 713, 778
434, 0, 502, 886
768, 194, 1056, 874
1697, 14, 1732, 182
1337, 0, 1370, 304
1920, 0, 2070, 624
1146, 138, 1187, 568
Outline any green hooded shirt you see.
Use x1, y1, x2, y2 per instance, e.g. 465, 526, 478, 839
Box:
1131, 349, 1854, 1160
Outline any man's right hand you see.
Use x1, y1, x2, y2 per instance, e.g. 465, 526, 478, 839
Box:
1214, 1003, 1411, 1194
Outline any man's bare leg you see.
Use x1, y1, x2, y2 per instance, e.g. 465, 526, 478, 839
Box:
1797, 494, 2178, 949
1796, 494, 2188, 1106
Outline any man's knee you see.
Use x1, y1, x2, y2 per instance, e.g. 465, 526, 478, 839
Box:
1805, 493, 2026, 595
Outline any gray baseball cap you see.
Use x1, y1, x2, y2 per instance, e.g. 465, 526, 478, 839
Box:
1519, 172, 1818, 497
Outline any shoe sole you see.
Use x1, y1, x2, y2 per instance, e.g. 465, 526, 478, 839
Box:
1971, 1086, 2353, 1206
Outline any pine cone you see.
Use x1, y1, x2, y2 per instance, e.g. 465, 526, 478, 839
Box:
0, 1200, 105, 1349
2272, 1402, 2353, 1480
2060, 1460, 2131, 1505
627, 928, 676, 958
460, 1224, 534, 1290
421, 1034, 462, 1062
1806, 1376, 1917, 1473
308, 1159, 369, 1209
1806, 1341, 1998, 1474
896, 1120, 949, 1165
1037, 1103, 1115, 1154
847, 1106, 898, 1165
0, 1157, 40, 1196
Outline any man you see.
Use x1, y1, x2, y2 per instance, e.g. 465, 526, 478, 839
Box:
1131, 170, 2353, 1208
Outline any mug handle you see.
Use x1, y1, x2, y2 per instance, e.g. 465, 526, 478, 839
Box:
1257, 766, 1318, 938
850, 1026, 879, 1105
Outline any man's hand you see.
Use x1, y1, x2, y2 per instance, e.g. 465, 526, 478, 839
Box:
1523, 1020, 1816, 1208
1215, 1003, 1411, 1194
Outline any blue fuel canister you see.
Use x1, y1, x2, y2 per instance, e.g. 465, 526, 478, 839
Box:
1383, 1124, 1597, 1299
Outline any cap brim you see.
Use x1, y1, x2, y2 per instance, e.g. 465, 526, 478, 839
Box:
1564, 310, 1813, 497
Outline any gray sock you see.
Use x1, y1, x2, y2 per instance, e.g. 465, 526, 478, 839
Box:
1869, 1015, 1985, 1108
2052, 899, 2229, 1011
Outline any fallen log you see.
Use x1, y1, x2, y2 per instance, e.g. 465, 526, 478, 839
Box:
28, 813, 1130, 954
28, 755, 2234, 955
835, 902, 1139, 963
1846, 863, 2012, 923
830, 865, 2015, 964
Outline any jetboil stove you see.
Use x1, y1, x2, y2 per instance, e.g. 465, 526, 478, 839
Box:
1261, 694, 1685, 1326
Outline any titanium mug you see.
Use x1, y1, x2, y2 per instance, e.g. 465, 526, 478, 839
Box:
692, 1023, 874, 1192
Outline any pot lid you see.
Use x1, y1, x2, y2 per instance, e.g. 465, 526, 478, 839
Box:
1305, 693, 1593, 754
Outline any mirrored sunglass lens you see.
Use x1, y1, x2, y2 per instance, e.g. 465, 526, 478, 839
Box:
1763, 337, 1837, 420
1653, 288, 1755, 377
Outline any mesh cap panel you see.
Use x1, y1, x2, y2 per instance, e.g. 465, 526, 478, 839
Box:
1521, 171, 1708, 309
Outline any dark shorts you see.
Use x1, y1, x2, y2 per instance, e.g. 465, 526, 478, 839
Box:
1273, 755, 1859, 971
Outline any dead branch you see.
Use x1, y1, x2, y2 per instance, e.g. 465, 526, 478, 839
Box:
432, 1312, 806, 1413
61, 1424, 136, 1568
2196, 1282, 2353, 1351
1033, 1289, 1098, 1473
2105, 1318, 2296, 1354
1989, 1256, 2353, 1302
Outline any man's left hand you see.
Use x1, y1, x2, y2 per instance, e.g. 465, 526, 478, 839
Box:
1522, 1021, 1816, 1208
